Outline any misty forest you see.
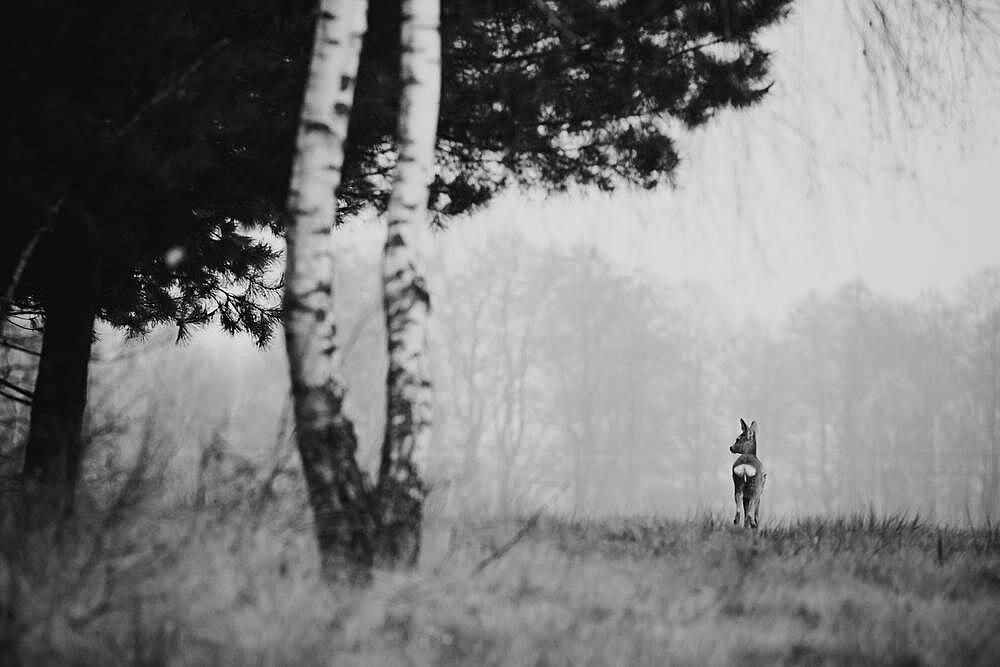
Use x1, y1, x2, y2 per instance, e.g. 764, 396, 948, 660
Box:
2, 1, 1000, 665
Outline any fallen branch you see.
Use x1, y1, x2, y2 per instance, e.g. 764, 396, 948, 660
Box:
472, 509, 543, 574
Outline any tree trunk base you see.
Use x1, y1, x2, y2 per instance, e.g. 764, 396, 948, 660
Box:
374, 482, 424, 569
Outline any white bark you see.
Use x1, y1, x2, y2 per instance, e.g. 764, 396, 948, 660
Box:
285, 0, 366, 395
377, 0, 440, 563
283, 0, 372, 582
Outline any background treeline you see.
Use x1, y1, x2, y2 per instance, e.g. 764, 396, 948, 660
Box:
3, 226, 998, 525
427, 233, 1000, 524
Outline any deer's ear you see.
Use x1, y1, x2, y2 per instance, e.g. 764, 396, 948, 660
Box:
749, 420, 757, 435
740, 418, 748, 432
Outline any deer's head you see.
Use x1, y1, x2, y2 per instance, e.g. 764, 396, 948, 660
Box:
730, 418, 757, 455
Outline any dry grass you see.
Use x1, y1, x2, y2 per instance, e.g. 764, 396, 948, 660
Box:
3, 462, 999, 667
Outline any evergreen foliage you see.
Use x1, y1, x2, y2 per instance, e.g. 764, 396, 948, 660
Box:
1, 0, 305, 342
2, 0, 790, 339
349, 0, 793, 215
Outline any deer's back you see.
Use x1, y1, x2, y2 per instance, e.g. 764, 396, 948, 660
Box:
732, 453, 764, 495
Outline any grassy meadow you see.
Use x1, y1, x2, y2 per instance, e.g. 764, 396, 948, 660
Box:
3, 468, 999, 667
3, 332, 1000, 666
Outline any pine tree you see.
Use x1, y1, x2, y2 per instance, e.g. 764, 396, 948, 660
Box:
1, 1, 302, 511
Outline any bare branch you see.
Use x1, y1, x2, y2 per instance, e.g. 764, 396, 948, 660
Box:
0, 388, 31, 407
0, 338, 40, 357
1, 196, 64, 324
0, 378, 33, 400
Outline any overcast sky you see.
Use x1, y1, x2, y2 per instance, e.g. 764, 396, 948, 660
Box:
425, 1, 1000, 322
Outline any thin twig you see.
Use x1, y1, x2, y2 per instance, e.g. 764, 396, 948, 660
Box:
0, 388, 31, 407
339, 301, 381, 364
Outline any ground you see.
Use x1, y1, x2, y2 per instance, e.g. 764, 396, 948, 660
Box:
4, 491, 999, 667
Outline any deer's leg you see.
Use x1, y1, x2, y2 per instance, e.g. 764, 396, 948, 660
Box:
743, 496, 752, 529
752, 495, 761, 529
733, 489, 742, 526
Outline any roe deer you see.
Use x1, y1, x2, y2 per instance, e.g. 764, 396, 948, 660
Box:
730, 418, 765, 529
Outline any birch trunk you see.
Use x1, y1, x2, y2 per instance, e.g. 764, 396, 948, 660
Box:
376, 0, 440, 566
283, 0, 373, 583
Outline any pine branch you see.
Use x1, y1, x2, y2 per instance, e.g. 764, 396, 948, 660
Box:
667, 36, 728, 62
7, 35, 234, 324
455, 35, 727, 68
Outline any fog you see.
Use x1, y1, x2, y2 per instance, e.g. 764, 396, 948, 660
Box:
19, 214, 987, 526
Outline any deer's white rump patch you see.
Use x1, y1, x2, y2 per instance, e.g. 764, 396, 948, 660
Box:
733, 464, 757, 478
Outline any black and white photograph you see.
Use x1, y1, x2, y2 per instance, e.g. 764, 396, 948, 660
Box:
2, 1, 999, 664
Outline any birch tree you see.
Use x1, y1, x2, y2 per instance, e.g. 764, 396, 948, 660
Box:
283, 0, 373, 583
375, 0, 440, 566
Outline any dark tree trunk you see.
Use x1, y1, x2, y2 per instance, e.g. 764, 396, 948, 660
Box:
23, 251, 98, 514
